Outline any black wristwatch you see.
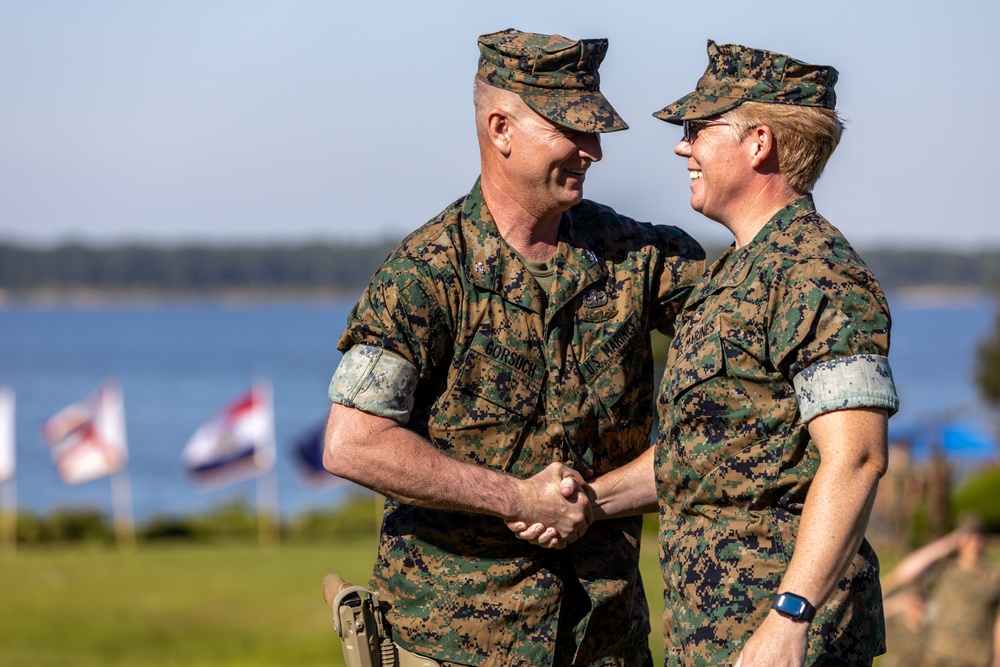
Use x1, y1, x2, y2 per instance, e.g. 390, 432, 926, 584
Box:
771, 592, 816, 622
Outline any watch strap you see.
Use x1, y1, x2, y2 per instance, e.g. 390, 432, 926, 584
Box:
771, 591, 817, 622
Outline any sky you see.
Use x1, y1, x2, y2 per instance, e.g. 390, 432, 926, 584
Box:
1, 0, 997, 251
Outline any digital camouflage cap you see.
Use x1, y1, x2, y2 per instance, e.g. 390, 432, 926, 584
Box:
477, 28, 628, 133
653, 39, 838, 124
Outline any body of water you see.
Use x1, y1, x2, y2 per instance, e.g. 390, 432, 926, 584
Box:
0, 294, 996, 522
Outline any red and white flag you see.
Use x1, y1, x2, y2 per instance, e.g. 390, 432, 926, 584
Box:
182, 381, 275, 489
41, 380, 128, 485
0, 387, 14, 482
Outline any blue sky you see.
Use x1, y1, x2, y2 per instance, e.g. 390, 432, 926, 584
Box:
1, 0, 996, 250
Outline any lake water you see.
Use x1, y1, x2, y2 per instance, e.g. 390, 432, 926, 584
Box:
0, 294, 997, 521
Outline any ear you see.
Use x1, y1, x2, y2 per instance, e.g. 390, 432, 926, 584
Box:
747, 125, 776, 169
487, 108, 513, 156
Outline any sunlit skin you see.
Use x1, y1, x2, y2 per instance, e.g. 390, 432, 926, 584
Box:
507, 111, 602, 221
674, 119, 755, 227
480, 98, 602, 260
673, 119, 797, 248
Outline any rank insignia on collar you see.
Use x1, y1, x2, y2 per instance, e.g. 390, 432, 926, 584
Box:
583, 249, 599, 264
580, 289, 616, 323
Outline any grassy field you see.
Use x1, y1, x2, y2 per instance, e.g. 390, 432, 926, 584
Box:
0, 537, 666, 667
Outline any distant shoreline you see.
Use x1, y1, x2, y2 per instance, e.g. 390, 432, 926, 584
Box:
1, 284, 996, 310
889, 286, 999, 308
0, 287, 363, 308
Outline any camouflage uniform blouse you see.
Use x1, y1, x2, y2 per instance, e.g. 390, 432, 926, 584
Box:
923, 561, 1000, 667
654, 195, 899, 667
330, 180, 704, 667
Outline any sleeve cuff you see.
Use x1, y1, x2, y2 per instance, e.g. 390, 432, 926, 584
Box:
328, 344, 418, 423
793, 354, 899, 423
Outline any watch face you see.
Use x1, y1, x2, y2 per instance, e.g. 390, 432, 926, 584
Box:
774, 593, 806, 618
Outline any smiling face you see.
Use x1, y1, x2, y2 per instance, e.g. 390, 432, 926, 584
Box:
506, 104, 603, 220
673, 117, 754, 226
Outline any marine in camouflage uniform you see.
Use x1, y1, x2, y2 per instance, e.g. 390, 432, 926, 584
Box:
905, 520, 1000, 667
542, 40, 898, 667
655, 195, 894, 666
922, 560, 1000, 667
324, 29, 705, 667
650, 40, 899, 667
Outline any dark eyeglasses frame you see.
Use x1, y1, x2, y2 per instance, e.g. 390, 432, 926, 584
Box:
682, 119, 730, 144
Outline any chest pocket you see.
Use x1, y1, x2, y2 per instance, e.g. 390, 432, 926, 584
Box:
429, 331, 543, 472
665, 330, 759, 479
580, 313, 650, 472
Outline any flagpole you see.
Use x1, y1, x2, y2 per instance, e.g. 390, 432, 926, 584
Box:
257, 468, 279, 547
1, 479, 15, 555
111, 469, 136, 552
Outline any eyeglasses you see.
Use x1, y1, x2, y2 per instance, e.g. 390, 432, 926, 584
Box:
682, 119, 730, 144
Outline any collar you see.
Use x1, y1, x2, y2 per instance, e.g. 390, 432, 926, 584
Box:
459, 179, 609, 315
696, 194, 817, 297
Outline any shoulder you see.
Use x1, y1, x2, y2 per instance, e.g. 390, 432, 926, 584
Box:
375, 195, 467, 282
571, 198, 705, 261
768, 211, 884, 300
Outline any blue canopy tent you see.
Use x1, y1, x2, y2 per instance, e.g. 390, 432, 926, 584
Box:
889, 417, 997, 464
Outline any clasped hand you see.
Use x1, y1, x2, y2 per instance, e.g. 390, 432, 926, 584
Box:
508, 463, 592, 549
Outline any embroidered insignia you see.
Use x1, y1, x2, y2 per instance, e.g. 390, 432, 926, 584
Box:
475, 261, 485, 274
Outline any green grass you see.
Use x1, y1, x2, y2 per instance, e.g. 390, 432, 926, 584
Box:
0, 537, 665, 667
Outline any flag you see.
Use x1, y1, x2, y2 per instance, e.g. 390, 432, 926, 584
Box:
182, 381, 275, 489
41, 380, 127, 485
292, 420, 346, 488
0, 387, 14, 482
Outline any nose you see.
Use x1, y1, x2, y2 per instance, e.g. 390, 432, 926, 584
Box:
674, 137, 691, 158
578, 133, 602, 162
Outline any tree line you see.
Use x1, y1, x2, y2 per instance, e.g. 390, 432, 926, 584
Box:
1, 242, 999, 297
0, 241, 398, 297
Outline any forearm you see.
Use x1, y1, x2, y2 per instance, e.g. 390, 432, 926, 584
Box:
735, 408, 888, 667
589, 447, 658, 519
775, 453, 882, 609
775, 407, 888, 609
882, 530, 960, 596
323, 403, 522, 518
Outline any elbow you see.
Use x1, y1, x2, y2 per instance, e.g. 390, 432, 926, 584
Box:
869, 454, 889, 481
856, 446, 889, 487
322, 406, 355, 479
322, 440, 343, 477
322, 429, 353, 479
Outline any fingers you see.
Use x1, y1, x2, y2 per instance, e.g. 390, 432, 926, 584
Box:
322, 573, 349, 607
513, 463, 593, 547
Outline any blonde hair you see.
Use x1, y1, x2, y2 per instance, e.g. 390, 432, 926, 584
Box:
724, 102, 845, 194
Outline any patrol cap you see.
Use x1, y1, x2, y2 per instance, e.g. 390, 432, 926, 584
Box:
477, 28, 628, 133
653, 39, 839, 124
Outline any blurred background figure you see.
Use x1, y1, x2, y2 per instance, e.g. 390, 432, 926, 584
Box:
881, 514, 1000, 667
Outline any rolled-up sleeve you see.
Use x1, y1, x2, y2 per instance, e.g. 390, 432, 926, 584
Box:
793, 354, 899, 422
329, 344, 419, 423
768, 259, 898, 422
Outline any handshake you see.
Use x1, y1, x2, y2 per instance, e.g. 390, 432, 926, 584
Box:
506, 462, 598, 549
